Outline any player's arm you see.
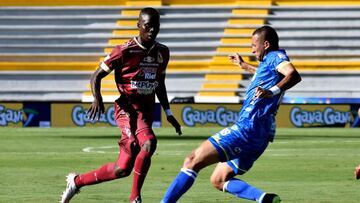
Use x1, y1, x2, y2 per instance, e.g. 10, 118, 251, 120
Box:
156, 72, 182, 135
255, 62, 302, 98
87, 67, 110, 120
229, 53, 257, 74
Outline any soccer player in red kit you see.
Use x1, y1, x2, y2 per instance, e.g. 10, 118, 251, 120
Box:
60, 7, 182, 203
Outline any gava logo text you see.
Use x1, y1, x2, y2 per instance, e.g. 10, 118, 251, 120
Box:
290, 107, 351, 127
0, 105, 38, 126
182, 106, 239, 127
72, 106, 116, 126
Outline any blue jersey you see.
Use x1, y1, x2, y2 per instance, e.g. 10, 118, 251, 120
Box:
240, 50, 290, 119
208, 50, 292, 174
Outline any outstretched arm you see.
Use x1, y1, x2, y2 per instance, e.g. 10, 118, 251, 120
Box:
156, 73, 182, 135
229, 53, 257, 74
255, 62, 302, 98
87, 67, 110, 120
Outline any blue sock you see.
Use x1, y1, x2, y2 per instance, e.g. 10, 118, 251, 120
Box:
161, 168, 198, 203
223, 178, 265, 202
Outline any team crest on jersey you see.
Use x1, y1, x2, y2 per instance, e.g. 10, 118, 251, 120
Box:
157, 52, 163, 63
143, 56, 155, 63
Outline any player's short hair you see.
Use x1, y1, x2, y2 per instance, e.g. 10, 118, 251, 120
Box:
253, 26, 279, 51
139, 7, 160, 19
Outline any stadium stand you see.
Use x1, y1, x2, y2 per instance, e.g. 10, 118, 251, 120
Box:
1, 0, 360, 102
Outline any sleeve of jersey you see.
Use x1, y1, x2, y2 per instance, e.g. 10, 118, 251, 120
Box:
272, 52, 291, 72
160, 47, 170, 74
101, 46, 123, 73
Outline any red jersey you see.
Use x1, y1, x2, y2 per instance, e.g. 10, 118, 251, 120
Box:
100, 37, 169, 112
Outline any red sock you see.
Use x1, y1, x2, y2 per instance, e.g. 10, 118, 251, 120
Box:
130, 150, 151, 201
74, 163, 117, 188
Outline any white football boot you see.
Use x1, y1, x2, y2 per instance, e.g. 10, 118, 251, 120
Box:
60, 173, 79, 203
131, 196, 142, 203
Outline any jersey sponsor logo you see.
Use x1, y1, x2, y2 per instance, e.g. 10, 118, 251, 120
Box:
290, 107, 351, 127
143, 56, 155, 63
72, 106, 116, 126
130, 80, 159, 95
182, 106, 239, 127
129, 50, 143, 53
140, 62, 159, 67
139, 67, 157, 80
144, 72, 156, 79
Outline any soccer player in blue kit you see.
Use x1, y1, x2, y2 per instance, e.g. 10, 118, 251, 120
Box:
161, 25, 301, 203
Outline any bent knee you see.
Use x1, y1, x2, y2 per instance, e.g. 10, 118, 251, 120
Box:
114, 167, 132, 178
210, 174, 225, 191
141, 139, 157, 154
183, 152, 198, 170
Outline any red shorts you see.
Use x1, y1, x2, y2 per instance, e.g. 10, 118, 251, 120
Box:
114, 100, 156, 156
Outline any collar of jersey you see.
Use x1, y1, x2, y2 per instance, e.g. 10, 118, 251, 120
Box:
133, 37, 155, 53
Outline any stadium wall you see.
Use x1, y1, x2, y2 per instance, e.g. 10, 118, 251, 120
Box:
1, 102, 359, 128
3, 0, 360, 6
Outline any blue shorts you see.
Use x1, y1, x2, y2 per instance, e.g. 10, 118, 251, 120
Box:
208, 117, 274, 175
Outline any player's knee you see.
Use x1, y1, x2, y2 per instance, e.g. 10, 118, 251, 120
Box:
183, 151, 197, 170
114, 167, 132, 178
141, 139, 157, 155
210, 173, 225, 191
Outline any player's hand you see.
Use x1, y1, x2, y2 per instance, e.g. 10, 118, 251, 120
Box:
255, 87, 273, 99
167, 115, 182, 136
355, 164, 360, 180
229, 53, 245, 68
87, 98, 105, 120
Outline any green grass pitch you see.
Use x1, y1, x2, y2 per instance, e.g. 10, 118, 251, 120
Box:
0, 127, 360, 203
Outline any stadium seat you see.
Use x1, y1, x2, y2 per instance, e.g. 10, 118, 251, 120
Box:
1, 0, 360, 102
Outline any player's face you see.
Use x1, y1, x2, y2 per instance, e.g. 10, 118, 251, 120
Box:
251, 33, 267, 61
138, 13, 160, 45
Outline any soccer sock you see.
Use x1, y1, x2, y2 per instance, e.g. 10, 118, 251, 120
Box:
161, 168, 198, 203
130, 150, 151, 201
74, 163, 117, 188
223, 178, 265, 202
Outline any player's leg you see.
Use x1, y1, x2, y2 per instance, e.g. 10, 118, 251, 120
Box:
161, 139, 220, 203
129, 128, 157, 202
73, 102, 138, 188
209, 126, 280, 203
74, 137, 136, 187
355, 164, 360, 179
60, 102, 137, 203
60, 134, 136, 203
211, 161, 268, 202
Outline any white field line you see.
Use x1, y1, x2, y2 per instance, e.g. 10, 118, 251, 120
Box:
0, 151, 86, 155
1, 139, 359, 155
82, 145, 189, 155
274, 140, 360, 144
0, 149, 357, 156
